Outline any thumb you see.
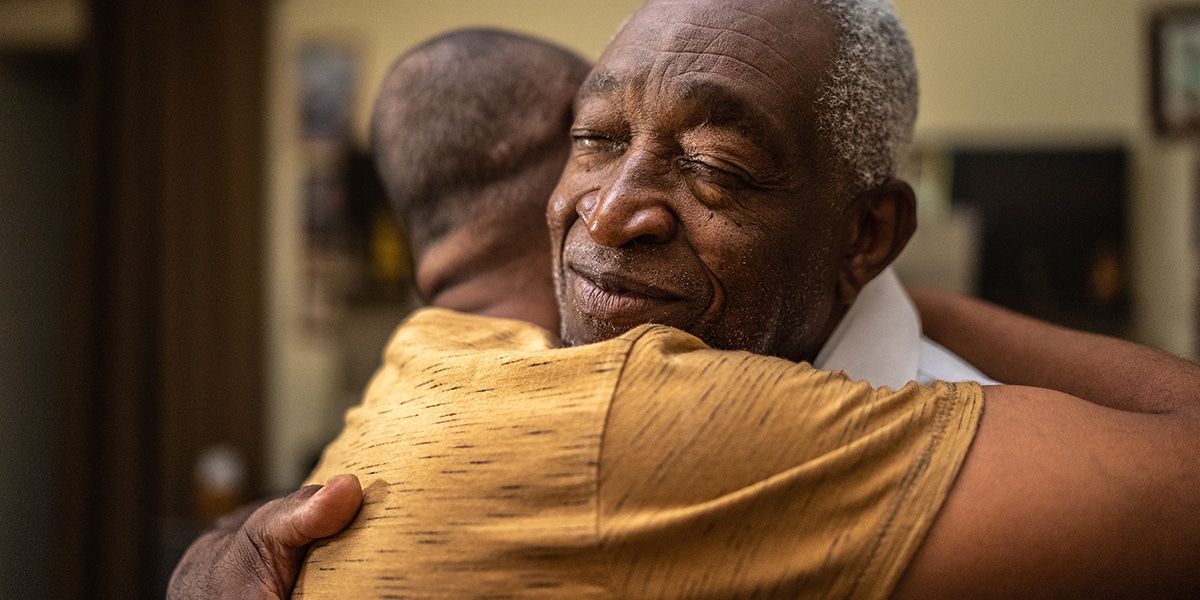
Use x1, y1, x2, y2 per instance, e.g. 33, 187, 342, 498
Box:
264, 473, 363, 546
238, 474, 363, 596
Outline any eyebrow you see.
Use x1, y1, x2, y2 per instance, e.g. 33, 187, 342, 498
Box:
678, 80, 771, 147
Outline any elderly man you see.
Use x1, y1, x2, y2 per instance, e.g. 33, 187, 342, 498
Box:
172, 2, 1200, 599
547, 0, 986, 389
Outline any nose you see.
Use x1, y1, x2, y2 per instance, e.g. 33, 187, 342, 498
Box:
577, 148, 678, 247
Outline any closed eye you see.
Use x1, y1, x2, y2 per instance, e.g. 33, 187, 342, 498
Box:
571, 130, 625, 154
681, 154, 751, 188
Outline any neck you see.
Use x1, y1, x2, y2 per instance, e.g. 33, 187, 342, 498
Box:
428, 266, 560, 333
416, 228, 560, 333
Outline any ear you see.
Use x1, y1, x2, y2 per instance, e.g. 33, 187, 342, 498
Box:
837, 177, 917, 305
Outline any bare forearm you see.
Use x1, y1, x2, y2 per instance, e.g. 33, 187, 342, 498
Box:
910, 288, 1200, 414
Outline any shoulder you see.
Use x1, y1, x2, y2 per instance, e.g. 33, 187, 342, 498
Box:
603, 328, 985, 597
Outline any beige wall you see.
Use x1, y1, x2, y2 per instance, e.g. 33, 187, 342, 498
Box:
266, 0, 1198, 489
896, 0, 1140, 136
895, 0, 1196, 358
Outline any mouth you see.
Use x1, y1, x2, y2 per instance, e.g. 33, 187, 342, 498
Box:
568, 264, 687, 323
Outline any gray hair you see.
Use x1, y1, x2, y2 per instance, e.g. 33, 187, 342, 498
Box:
816, 0, 919, 195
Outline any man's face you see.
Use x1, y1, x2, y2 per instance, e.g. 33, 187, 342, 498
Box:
548, 0, 852, 362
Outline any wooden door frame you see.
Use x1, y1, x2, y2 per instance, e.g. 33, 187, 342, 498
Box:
58, 1, 267, 596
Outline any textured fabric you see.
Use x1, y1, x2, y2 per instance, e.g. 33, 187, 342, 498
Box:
293, 308, 983, 599
814, 267, 996, 388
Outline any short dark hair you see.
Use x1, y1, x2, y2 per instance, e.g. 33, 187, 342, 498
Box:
371, 28, 591, 254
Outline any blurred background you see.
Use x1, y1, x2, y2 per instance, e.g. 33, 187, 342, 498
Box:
0, 0, 1196, 598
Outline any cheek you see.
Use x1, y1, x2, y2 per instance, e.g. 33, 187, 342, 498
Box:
707, 215, 840, 340
546, 188, 574, 299
686, 214, 790, 326
771, 225, 842, 301
688, 210, 785, 285
775, 231, 844, 327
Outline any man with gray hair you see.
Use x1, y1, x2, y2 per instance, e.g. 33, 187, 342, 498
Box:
551, 0, 984, 387
289, 6, 986, 594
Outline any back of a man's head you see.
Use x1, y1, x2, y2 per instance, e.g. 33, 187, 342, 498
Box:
370, 28, 589, 330
371, 28, 591, 257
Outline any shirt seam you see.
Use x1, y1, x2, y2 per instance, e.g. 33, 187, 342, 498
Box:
844, 381, 963, 599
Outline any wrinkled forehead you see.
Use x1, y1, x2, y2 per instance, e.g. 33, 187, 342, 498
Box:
596, 0, 836, 108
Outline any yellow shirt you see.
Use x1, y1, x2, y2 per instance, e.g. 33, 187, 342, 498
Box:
294, 308, 982, 599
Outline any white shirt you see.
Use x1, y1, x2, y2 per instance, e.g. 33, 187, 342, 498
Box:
813, 267, 998, 389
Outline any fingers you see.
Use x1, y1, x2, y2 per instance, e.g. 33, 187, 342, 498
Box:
239, 475, 362, 596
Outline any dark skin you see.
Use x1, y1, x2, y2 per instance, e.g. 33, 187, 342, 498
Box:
171, 294, 1200, 599
550, 0, 915, 362
416, 183, 564, 335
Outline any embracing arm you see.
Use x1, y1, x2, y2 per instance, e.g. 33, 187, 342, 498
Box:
895, 289, 1200, 599
909, 286, 1198, 412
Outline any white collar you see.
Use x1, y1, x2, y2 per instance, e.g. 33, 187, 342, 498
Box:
812, 267, 921, 389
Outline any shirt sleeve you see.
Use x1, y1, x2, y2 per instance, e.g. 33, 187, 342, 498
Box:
597, 325, 984, 600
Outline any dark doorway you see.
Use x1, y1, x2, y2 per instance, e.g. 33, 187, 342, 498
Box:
0, 51, 79, 600
951, 147, 1131, 337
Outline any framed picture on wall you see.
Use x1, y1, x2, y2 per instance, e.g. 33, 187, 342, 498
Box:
1152, 7, 1200, 136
